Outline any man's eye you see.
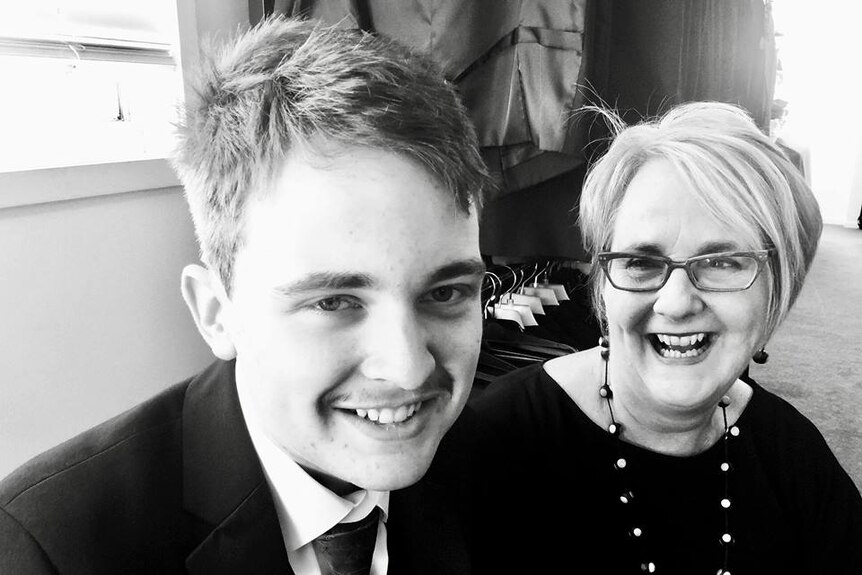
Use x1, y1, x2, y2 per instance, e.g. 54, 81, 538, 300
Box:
424, 284, 476, 305
429, 286, 457, 302
314, 297, 358, 312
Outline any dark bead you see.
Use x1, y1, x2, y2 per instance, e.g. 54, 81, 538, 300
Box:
600, 348, 610, 360
599, 336, 610, 348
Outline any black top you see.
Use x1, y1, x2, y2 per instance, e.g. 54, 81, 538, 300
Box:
467, 363, 862, 575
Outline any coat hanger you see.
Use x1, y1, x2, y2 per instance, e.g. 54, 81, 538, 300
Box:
533, 261, 570, 301
483, 270, 526, 331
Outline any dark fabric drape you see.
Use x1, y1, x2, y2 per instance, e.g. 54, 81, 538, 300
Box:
589, 0, 776, 129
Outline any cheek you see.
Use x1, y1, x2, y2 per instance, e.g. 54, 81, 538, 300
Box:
429, 314, 483, 375
603, 288, 648, 333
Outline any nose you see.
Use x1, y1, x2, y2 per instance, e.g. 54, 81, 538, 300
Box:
359, 307, 435, 390
652, 268, 705, 318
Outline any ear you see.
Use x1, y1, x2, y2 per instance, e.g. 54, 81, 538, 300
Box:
181, 264, 237, 360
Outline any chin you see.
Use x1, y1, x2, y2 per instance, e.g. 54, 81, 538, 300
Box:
359, 462, 432, 492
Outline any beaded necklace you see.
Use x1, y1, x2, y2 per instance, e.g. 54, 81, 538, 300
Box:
598, 336, 739, 574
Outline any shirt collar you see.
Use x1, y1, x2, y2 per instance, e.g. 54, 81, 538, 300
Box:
236, 377, 390, 551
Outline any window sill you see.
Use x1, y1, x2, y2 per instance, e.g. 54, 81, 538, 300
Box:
0, 158, 181, 210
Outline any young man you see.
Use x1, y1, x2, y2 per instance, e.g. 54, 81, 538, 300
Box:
0, 16, 491, 574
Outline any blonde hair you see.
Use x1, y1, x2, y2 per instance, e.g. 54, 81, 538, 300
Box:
579, 101, 822, 340
172, 16, 492, 291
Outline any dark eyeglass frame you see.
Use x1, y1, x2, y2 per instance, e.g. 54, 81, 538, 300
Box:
596, 250, 773, 292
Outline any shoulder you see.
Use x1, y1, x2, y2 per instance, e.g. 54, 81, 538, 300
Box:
0, 378, 190, 508
0, 360, 241, 573
743, 378, 862, 506
743, 378, 862, 571
744, 380, 833, 451
0, 374, 196, 573
468, 362, 556, 422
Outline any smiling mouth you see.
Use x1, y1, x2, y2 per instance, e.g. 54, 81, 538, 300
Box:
649, 333, 713, 359
350, 401, 425, 425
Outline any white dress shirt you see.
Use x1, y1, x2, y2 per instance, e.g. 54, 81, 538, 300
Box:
237, 381, 390, 575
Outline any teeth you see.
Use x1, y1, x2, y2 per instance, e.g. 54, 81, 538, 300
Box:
354, 401, 422, 424
654, 333, 709, 358
656, 333, 707, 348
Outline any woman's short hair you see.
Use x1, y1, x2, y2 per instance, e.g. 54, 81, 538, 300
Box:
579, 101, 822, 340
171, 16, 492, 291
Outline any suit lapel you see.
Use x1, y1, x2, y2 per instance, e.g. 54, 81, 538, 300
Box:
181, 360, 292, 574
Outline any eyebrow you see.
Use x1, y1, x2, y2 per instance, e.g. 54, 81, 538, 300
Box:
273, 272, 375, 298
426, 258, 487, 284
271, 258, 487, 298
620, 241, 743, 257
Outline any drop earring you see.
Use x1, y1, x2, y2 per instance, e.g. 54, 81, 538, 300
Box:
752, 347, 769, 364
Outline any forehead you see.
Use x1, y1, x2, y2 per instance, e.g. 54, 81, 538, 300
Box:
233, 146, 480, 289
611, 158, 743, 253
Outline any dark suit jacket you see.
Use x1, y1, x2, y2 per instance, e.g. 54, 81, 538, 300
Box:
0, 360, 473, 574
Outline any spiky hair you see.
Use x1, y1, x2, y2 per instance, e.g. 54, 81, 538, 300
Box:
172, 15, 491, 289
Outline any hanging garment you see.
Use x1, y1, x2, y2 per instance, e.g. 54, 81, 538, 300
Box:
266, 0, 777, 259
270, 0, 590, 203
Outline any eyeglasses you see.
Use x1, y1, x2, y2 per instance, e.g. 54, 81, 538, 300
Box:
596, 250, 772, 292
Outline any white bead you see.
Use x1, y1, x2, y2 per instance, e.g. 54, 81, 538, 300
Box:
720, 462, 730, 472
730, 426, 740, 437
616, 457, 627, 469
632, 527, 642, 537
721, 498, 731, 509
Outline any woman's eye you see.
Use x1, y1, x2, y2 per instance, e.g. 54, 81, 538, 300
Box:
625, 257, 662, 271
707, 257, 739, 270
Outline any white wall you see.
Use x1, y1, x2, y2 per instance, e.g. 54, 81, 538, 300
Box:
0, 187, 215, 477
0, 0, 249, 479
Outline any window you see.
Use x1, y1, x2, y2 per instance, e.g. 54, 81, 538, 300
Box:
0, 1, 183, 173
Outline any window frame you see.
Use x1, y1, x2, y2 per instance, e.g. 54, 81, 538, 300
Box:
0, 0, 200, 209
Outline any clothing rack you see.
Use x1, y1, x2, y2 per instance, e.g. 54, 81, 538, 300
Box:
473, 258, 601, 396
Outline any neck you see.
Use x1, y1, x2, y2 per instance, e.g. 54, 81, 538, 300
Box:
599, 348, 734, 456
608, 391, 725, 456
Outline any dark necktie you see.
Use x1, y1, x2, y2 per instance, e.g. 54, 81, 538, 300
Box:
312, 507, 381, 575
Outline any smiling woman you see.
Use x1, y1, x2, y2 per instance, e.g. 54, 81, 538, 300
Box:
467, 101, 862, 575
